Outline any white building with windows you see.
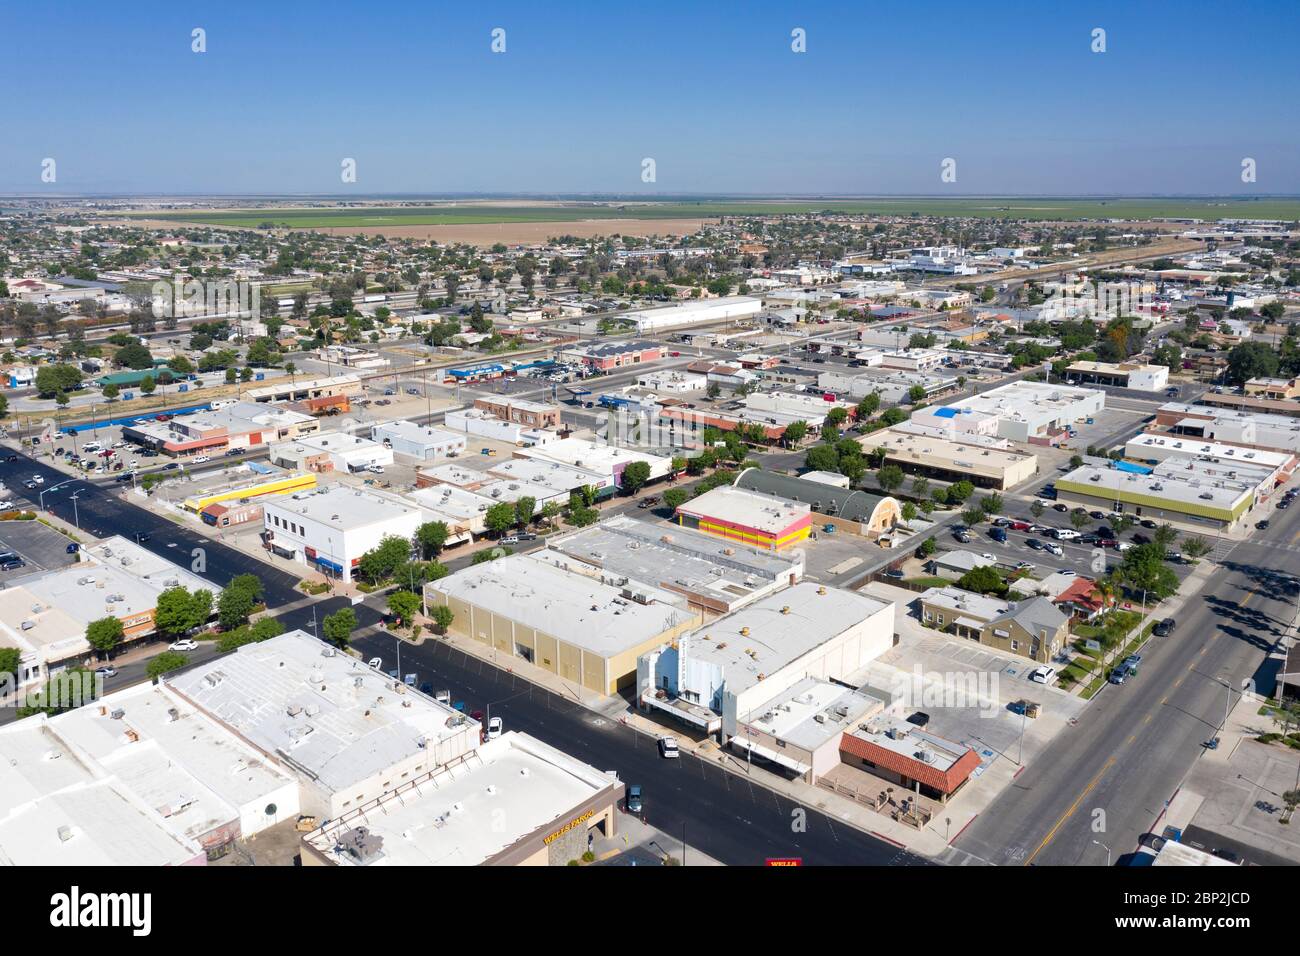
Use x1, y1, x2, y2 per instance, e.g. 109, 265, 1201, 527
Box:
262, 486, 423, 581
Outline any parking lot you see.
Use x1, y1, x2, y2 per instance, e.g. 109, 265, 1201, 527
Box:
0, 518, 82, 581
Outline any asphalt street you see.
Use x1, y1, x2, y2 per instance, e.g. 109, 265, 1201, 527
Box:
950, 498, 1300, 866
351, 630, 930, 867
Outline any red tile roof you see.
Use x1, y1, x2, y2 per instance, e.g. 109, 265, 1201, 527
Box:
839, 732, 981, 795
1054, 576, 1107, 614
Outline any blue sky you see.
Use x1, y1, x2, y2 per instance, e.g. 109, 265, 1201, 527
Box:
2, 0, 1297, 195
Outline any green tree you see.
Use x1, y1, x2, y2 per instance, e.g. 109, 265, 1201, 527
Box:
1119, 543, 1179, 602
388, 590, 421, 628
901, 501, 917, 523
919, 536, 937, 557
980, 493, 1004, 515
805, 444, 840, 472
1030, 499, 1045, 519
224, 367, 237, 384
1153, 523, 1179, 552
485, 502, 517, 536
415, 521, 449, 559
1226, 341, 1280, 384
947, 480, 974, 504
856, 393, 881, 419
35, 364, 83, 397
357, 535, 413, 584
663, 488, 689, 510
139, 375, 156, 395
154, 586, 212, 638
102, 382, 120, 400
621, 461, 652, 495
86, 617, 125, 657
876, 464, 904, 495
113, 342, 154, 369
322, 607, 357, 647
962, 506, 986, 528
1181, 536, 1211, 563
218, 586, 255, 630
1070, 510, 1091, 532
0, 647, 22, 678
145, 651, 190, 680
956, 565, 1007, 596
782, 420, 808, 446
431, 604, 455, 635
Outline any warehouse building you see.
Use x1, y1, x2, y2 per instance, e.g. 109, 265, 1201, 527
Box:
472, 396, 563, 429
370, 420, 466, 461
1153, 402, 1300, 454
1124, 432, 1294, 488
169, 631, 479, 819
541, 514, 803, 618
637, 583, 895, 741
619, 295, 762, 333
1054, 460, 1259, 532
444, 407, 554, 445
301, 732, 622, 867
125, 401, 319, 457
425, 553, 699, 695
674, 484, 812, 551
243, 374, 363, 405
1066, 360, 1169, 392
856, 427, 1039, 490
515, 436, 672, 488
733, 468, 902, 539
556, 340, 664, 371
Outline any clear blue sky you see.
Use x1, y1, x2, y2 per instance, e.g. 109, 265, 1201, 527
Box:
3, 0, 1297, 195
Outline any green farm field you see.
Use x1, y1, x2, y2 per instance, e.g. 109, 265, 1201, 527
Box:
128, 196, 1300, 228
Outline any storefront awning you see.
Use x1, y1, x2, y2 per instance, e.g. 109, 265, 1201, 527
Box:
953, 616, 984, 631
733, 737, 810, 775
315, 556, 344, 574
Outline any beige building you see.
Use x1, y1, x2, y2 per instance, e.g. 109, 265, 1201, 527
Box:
919, 586, 1069, 664
425, 553, 699, 694
856, 427, 1039, 490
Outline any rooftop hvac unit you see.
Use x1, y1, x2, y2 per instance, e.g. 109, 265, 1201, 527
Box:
110, 708, 125, 720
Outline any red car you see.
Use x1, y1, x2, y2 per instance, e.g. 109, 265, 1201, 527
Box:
1098, 538, 1118, 548
1009, 520, 1032, 531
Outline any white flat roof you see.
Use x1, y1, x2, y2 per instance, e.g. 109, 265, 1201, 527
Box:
678, 485, 809, 535
276, 432, 386, 455
1127, 432, 1291, 470
304, 732, 616, 866
486, 456, 610, 490
264, 485, 419, 531
371, 420, 464, 446
685, 583, 891, 696
949, 380, 1103, 421
1058, 464, 1254, 509
518, 437, 669, 473
429, 553, 694, 658
168, 631, 474, 794
745, 677, 884, 752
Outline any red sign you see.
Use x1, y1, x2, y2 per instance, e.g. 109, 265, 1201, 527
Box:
765, 857, 803, 866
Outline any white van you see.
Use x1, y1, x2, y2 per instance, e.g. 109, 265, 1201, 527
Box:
82, 441, 102, 453
1028, 666, 1058, 685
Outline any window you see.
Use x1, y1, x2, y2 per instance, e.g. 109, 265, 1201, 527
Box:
1011, 640, 1019, 652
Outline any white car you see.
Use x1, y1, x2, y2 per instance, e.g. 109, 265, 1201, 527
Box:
30, 475, 44, 485
1045, 543, 1064, 556
659, 736, 680, 758
0, 500, 14, 511
1028, 665, 1058, 685
487, 716, 503, 740
981, 553, 997, 563
168, 639, 198, 651
1053, 529, 1081, 541
191, 456, 211, 464
367, 657, 383, 669
367, 464, 385, 474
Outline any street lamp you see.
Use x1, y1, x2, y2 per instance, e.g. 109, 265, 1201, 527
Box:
1093, 839, 1111, 867
69, 492, 81, 531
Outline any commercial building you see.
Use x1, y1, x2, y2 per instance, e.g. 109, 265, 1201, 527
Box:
169, 631, 479, 819
619, 295, 762, 333
425, 553, 698, 695
514, 436, 672, 488
555, 340, 664, 371
741, 390, 856, 428
124, 401, 319, 457
268, 432, 394, 474
261, 486, 424, 581
443, 407, 554, 446
638, 370, 706, 392
471, 396, 562, 429
1124, 432, 1294, 488
301, 732, 622, 866
370, 420, 466, 461
484, 456, 614, 499
0, 678, 302, 865
856, 427, 1040, 490
242, 374, 363, 406
181, 471, 317, 512
0, 536, 216, 691
918, 586, 1070, 664
1066, 360, 1169, 392
1154, 402, 1300, 453
943, 381, 1105, 443
1244, 377, 1300, 401
839, 718, 982, 802
675, 484, 812, 551
731, 678, 885, 782
637, 583, 895, 740
732, 468, 902, 539
1054, 460, 1258, 531
405, 485, 494, 543
541, 514, 802, 617
317, 345, 389, 370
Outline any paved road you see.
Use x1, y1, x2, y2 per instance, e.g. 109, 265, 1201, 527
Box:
351, 630, 930, 867
0, 448, 307, 609
950, 501, 1299, 867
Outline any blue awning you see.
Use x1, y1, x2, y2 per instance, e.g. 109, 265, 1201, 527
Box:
315, 556, 344, 573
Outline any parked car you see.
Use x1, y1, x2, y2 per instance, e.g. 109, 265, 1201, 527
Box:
1028, 665, 1058, 685
627, 784, 644, 813
1140, 519, 1158, 529
658, 736, 679, 758
435, 689, 451, 705
1152, 618, 1176, 637
134, 532, 151, 544
1015, 560, 1035, 571
1045, 542, 1064, 556
990, 527, 1008, 543
1009, 520, 1032, 532
487, 716, 503, 739
367, 657, 383, 669
168, 639, 198, 651
192, 456, 211, 464
883, 567, 905, 580
1026, 538, 1045, 551
94, 666, 118, 678
637, 496, 659, 509
1257, 519, 1271, 531
0, 557, 25, 571
954, 531, 973, 544
1088, 511, 1106, 520
1052, 503, 1069, 513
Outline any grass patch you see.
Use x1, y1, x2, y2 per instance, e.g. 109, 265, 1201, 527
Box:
904, 576, 951, 589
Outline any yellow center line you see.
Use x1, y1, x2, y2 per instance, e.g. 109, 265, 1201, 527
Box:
1024, 755, 1116, 866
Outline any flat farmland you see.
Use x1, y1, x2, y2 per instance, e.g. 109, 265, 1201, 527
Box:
122, 196, 1300, 231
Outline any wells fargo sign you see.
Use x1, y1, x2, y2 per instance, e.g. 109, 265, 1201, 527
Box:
765, 857, 803, 866
543, 809, 596, 845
